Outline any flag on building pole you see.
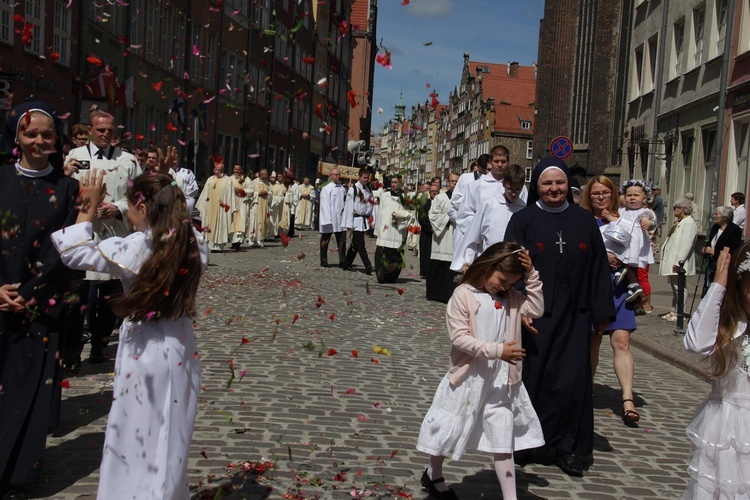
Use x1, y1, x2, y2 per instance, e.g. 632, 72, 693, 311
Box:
87, 71, 117, 101
190, 102, 207, 131
171, 96, 186, 124
114, 76, 136, 108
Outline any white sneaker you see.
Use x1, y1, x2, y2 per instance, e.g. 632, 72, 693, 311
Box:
659, 311, 677, 322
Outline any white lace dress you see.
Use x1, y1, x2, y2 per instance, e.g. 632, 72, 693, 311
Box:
683, 283, 750, 499
416, 288, 544, 460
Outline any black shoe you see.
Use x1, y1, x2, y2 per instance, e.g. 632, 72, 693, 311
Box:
554, 451, 584, 477
342, 263, 352, 271
420, 469, 458, 499
320, 263, 329, 268
634, 307, 646, 316
365, 267, 373, 276
89, 355, 108, 364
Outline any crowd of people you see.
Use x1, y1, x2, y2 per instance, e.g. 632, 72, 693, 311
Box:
0, 99, 747, 500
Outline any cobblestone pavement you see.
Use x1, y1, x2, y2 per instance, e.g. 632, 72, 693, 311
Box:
32, 232, 710, 499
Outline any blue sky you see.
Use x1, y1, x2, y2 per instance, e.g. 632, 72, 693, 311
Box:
370, 0, 546, 133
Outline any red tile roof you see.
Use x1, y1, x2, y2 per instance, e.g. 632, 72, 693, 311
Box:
471, 61, 536, 135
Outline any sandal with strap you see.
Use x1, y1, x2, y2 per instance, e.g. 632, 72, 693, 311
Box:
622, 398, 640, 425
421, 469, 459, 500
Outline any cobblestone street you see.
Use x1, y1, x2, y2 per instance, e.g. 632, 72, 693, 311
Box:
34, 233, 708, 499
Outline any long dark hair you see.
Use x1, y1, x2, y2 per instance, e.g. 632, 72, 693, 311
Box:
110, 172, 203, 321
462, 241, 525, 290
712, 241, 750, 378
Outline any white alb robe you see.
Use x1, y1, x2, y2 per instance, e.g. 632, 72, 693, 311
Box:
174, 167, 199, 215
451, 194, 526, 271
375, 191, 413, 249
247, 179, 271, 245
319, 181, 347, 234
429, 192, 454, 262
196, 175, 236, 250
51, 222, 209, 500
296, 183, 315, 228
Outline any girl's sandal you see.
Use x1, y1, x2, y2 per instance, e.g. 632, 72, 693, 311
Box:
622, 398, 640, 425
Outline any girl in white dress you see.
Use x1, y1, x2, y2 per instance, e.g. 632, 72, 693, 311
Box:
683, 244, 750, 499
600, 179, 655, 303
417, 242, 545, 500
52, 171, 208, 499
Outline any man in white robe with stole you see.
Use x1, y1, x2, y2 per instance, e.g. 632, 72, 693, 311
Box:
374, 175, 413, 283
196, 162, 236, 252
247, 169, 272, 247
296, 177, 315, 230
230, 164, 253, 250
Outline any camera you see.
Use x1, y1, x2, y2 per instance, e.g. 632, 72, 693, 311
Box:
79, 160, 90, 170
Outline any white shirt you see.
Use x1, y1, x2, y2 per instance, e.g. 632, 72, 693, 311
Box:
734, 204, 746, 230
348, 181, 374, 232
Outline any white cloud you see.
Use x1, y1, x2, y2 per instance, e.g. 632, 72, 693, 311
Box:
407, 0, 453, 17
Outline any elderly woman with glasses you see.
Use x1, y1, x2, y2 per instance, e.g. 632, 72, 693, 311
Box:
701, 205, 743, 290
658, 198, 699, 322
581, 175, 641, 427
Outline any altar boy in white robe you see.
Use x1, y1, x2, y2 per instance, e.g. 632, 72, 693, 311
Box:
426, 172, 459, 302
452, 164, 527, 272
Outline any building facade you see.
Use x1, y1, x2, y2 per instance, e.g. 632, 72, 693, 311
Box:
533, 0, 633, 180
0, 0, 355, 183
379, 54, 537, 184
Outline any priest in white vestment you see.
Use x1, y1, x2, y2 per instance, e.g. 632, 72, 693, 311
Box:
296, 177, 315, 230
196, 162, 236, 251
247, 169, 272, 247
230, 165, 253, 250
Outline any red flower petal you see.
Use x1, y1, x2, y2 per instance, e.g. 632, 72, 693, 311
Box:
327, 348, 337, 356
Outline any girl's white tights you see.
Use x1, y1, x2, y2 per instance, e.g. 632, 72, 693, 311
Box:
494, 453, 517, 500
427, 455, 450, 492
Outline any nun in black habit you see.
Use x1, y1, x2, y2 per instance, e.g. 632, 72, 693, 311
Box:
0, 102, 79, 498
504, 157, 614, 477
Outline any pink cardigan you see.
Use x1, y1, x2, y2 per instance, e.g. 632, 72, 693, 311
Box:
445, 268, 544, 387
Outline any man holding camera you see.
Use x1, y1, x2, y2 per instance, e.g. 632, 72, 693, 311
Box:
64, 109, 138, 363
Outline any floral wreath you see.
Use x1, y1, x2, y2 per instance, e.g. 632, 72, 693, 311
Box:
737, 251, 750, 275
620, 178, 653, 197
